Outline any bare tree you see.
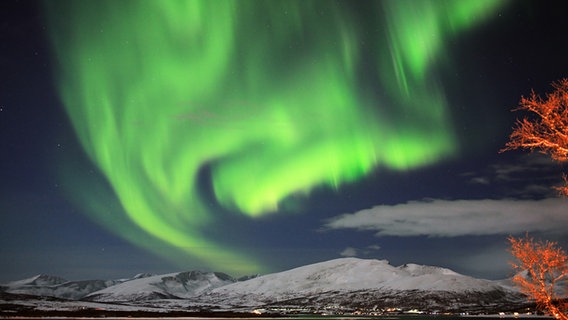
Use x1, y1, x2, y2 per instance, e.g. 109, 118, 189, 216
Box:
501, 79, 568, 195
509, 234, 568, 319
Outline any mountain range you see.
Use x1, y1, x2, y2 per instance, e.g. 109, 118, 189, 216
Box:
0, 257, 530, 316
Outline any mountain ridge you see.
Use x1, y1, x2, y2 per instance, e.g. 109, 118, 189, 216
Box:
0, 257, 528, 314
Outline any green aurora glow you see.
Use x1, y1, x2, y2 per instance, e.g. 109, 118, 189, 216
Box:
44, 0, 507, 274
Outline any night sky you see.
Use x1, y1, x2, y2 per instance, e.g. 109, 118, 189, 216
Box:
2, 0, 568, 283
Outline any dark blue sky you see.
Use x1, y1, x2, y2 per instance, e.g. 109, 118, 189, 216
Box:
1, 0, 568, 282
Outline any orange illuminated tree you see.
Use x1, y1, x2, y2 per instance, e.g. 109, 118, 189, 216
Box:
509, 235, 568, 319
501, 78, 568, 195
504, 80, 568, 317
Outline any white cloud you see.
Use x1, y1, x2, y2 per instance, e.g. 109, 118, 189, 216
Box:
323, 197, 568, 237
491, 153, 559, 182
469, 177, 490, 185
367, 244, 381, 251
339, 247, 358, 257
462, 153, 564, 198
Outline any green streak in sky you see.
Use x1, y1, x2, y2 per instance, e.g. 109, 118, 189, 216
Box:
44, 0, 507, 274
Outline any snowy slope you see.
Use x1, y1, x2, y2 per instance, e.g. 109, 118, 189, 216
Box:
199, 258, 521, 308
2, 274, 123, 300
391, 263, 504, 291
5, 274, 67, 287
208, 258, 400, 298
85, 270, 235, 302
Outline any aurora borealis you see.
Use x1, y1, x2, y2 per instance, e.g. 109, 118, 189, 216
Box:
39, 0, 509, 274
3, 0, 568, 282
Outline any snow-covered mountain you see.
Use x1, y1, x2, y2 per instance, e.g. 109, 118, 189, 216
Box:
1, 274, 124, 300
1, 258, 529, 314
205, 258, 506, 300
6, 274, 67, 287
197, 258, 525, 313
84, 271, 235, 302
